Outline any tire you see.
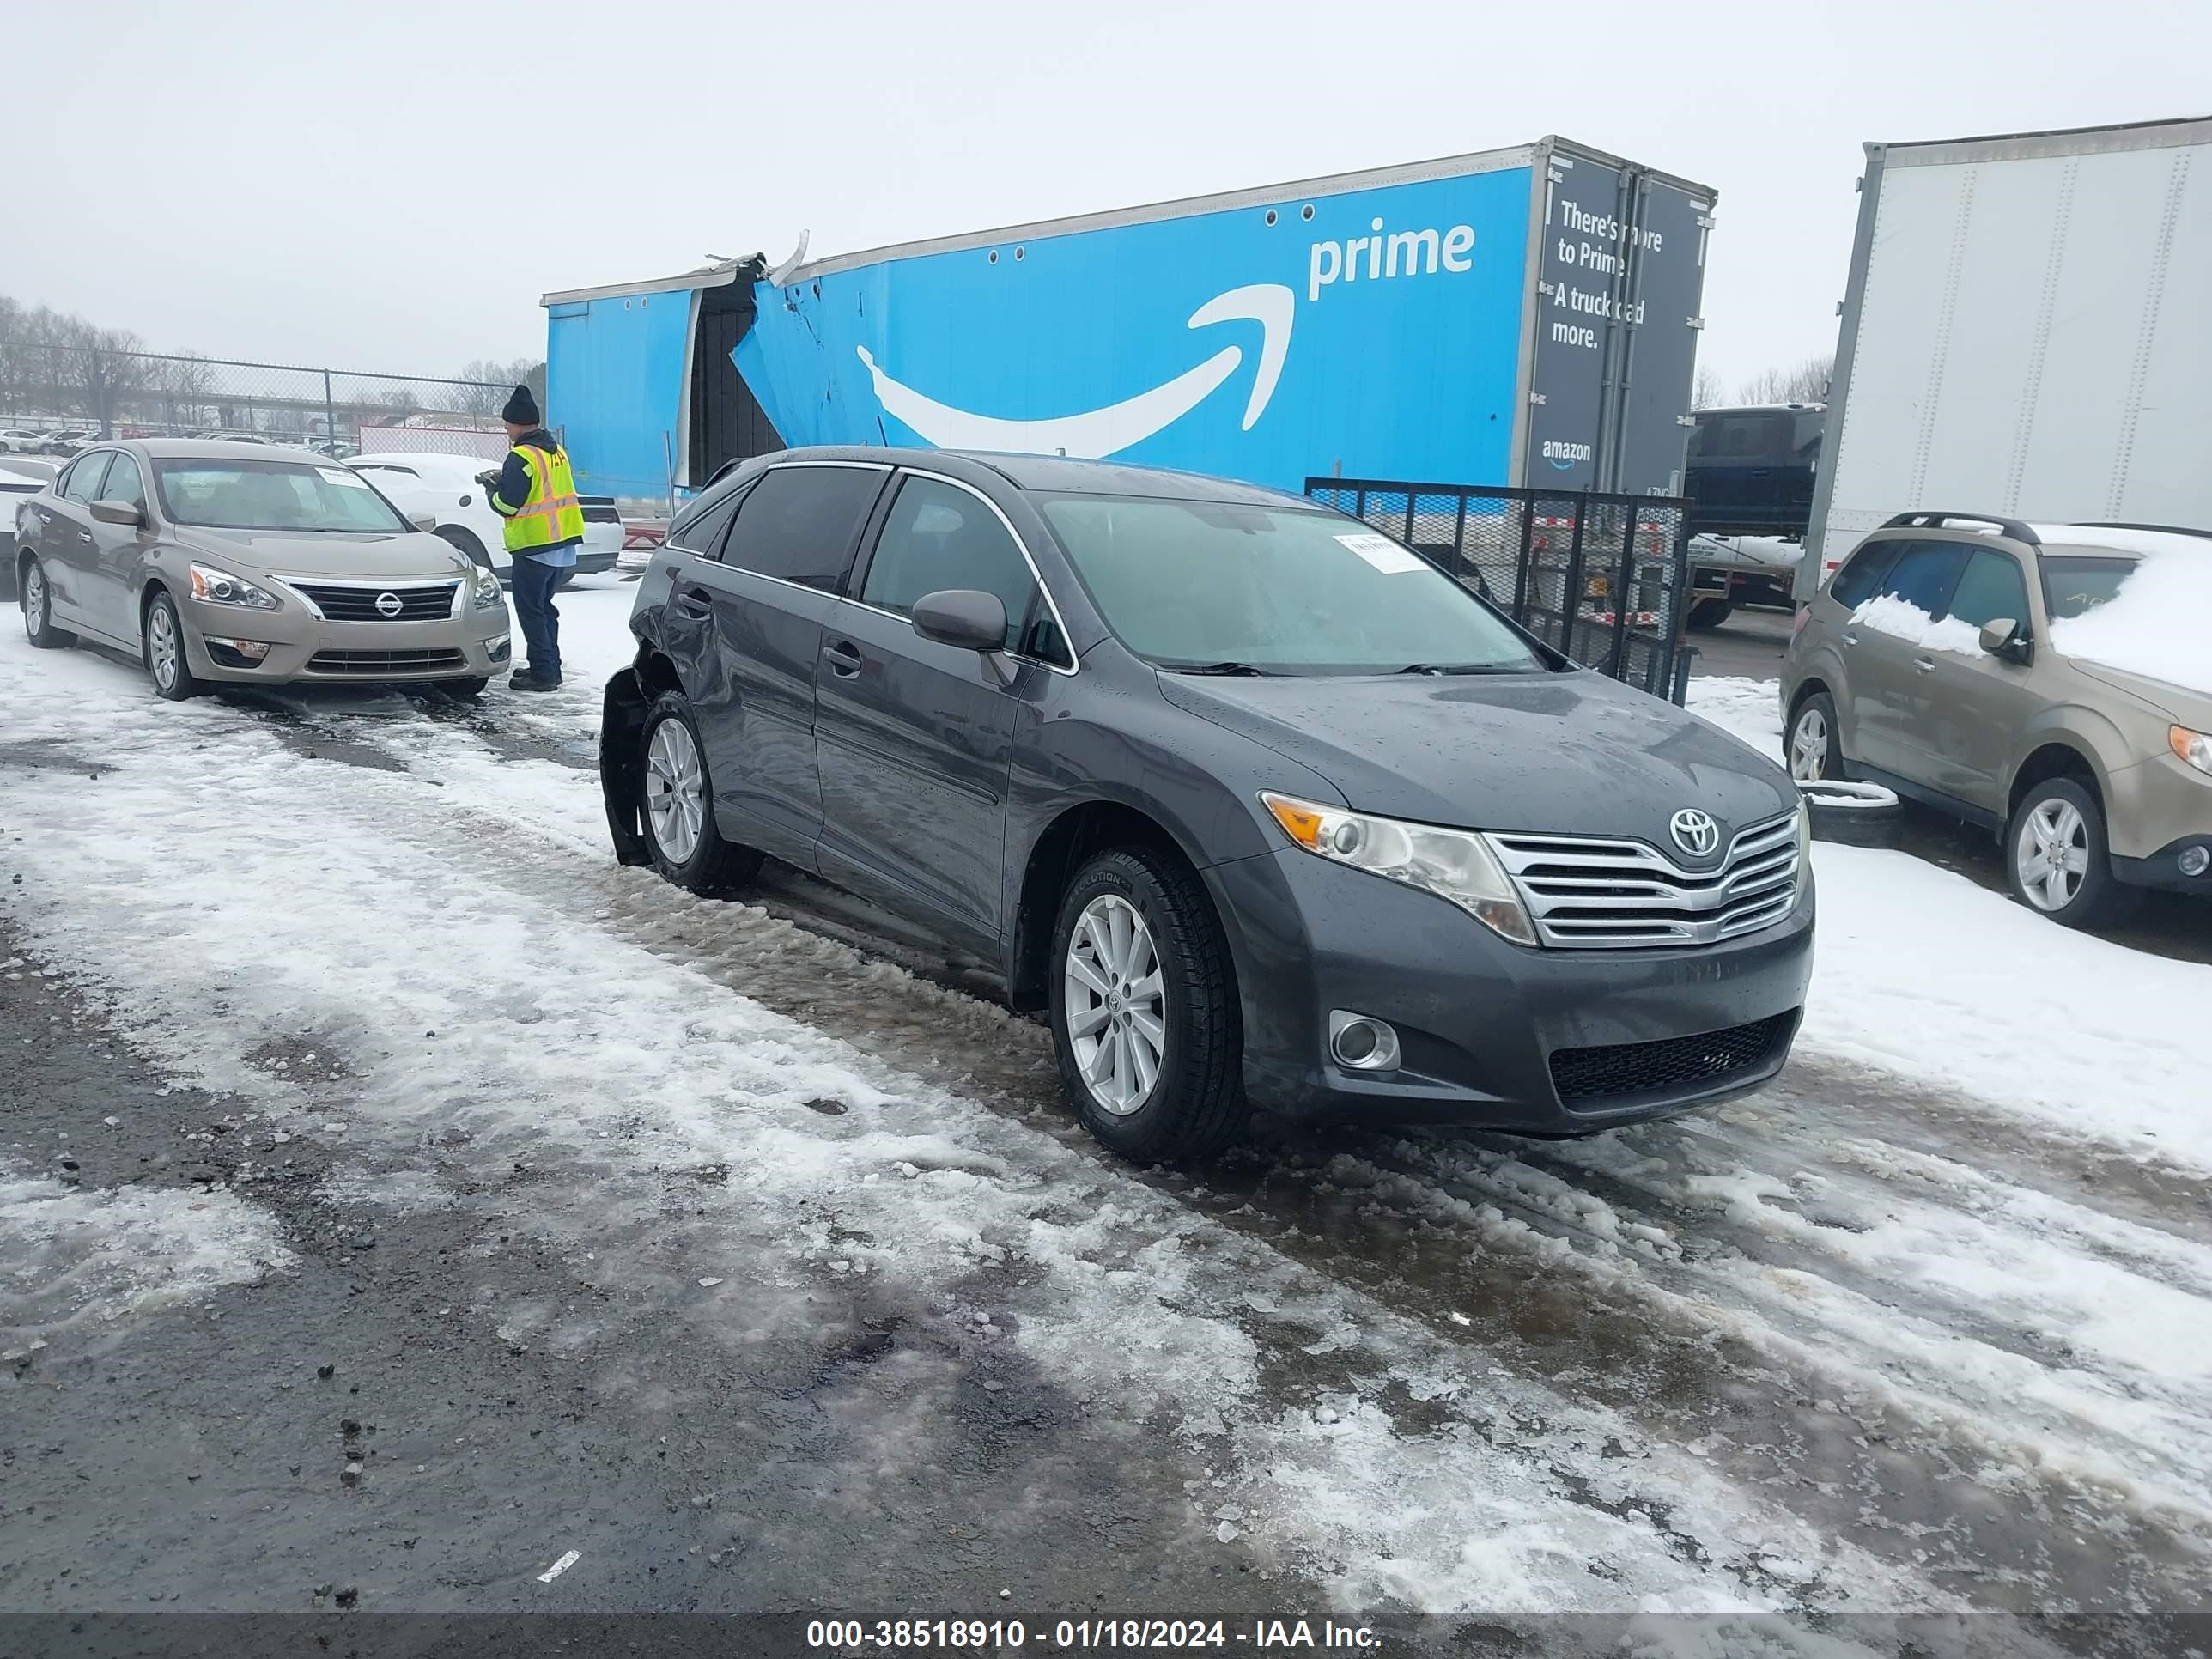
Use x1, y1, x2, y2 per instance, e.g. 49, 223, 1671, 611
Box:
20, 555, 75, 649
142, 591, 203, 701
443, 677, 489, 699
1798, 780, 1900, 847
1786, 692, 1849, 783
2004, 777, 2142, 930
638, 691, 763, 895
435, 525, 495, 571
1048, 845, 1248, 1164
1687, 595, 1735, 631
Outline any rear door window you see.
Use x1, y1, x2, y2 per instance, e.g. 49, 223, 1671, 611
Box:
666, 481, 746, 555
1943, 549, 2030, 629
1874, 542, 1970, 617
61, 453, 112, 504
1826, 539, 1903, 608
721, 464, 888, 591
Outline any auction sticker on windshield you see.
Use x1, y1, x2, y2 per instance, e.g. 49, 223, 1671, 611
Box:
319, 466, 369, 488
1335, 532, 1425, 574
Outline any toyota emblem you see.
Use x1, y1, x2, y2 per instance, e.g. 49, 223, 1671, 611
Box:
1669, 808, 1721, 858
374, 591, 403, 617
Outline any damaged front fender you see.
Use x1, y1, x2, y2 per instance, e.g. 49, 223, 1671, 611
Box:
599, 667, 652, 866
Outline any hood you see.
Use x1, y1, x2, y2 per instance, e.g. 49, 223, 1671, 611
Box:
2070, 660, 2212, 730
174, 526, 474, 581
1159, 667, 1799, 844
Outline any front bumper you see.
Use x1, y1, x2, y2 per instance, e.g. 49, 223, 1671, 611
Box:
1209, 846, 1815, 1133
2104, 750, 2212, 871
179, 593, 512, 684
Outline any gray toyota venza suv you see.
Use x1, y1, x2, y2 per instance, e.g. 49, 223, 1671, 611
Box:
599, 450, 1814, 1162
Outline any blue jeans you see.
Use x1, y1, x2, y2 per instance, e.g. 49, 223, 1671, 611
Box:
509, 555, 562, 683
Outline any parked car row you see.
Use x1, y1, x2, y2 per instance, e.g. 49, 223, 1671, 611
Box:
1783, 513, 2212, 928
2, 424, 100, 456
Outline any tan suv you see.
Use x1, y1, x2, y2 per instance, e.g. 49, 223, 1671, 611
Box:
1781, 513, 2212, 928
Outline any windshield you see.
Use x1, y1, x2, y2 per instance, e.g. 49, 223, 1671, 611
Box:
154, 458, 410, 533
1037, 495, 1547, 675
2039, 555, 2138, 620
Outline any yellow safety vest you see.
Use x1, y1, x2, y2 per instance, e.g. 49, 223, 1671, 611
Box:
492, 442, 585, 553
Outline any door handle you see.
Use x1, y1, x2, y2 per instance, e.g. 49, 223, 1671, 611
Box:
823, 639, 863, 678
1913, 657, 1936, 673
674, 583, 714, 617
1841, 632, 1859, 647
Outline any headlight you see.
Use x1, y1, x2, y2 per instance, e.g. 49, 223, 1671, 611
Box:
471, 566, 504, 610
2172, 726, 2212, 777
188, 562, 280, 611
1261, 793, 1538, 945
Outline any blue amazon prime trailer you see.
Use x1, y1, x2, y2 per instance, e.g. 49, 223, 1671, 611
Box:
544, 136, 1714, 501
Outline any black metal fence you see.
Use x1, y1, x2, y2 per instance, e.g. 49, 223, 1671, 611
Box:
1304, 477, 1696, 703
0, 345, 512, 463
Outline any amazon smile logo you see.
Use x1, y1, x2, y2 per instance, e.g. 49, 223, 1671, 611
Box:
856, 284, 1294, 459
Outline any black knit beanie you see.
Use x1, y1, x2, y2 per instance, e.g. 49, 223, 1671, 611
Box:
501, 384, 541, 426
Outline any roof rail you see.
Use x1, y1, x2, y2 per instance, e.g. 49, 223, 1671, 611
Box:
2072, 520, 2212, 540
1881, 511, 2039, 544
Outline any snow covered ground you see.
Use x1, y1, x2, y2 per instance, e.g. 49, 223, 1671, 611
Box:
3, 594, 2211, 1636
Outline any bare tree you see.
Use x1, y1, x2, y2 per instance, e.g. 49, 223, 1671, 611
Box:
453, 356, 548, 420
1692, 364, 1727, 409
1737, 353, 1833, 405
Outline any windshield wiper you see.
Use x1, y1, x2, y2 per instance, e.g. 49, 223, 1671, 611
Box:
1395, 662, 1527, 676
1168, 660, 1275, 676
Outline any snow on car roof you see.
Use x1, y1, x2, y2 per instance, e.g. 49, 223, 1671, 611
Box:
2029, 525, 2212, 561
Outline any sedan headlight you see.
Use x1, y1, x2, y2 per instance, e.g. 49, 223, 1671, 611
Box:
471, 565, 504, 610
1261, 793, 1537, 945
188, 562, 280, 611
2172, 726, 2212, 777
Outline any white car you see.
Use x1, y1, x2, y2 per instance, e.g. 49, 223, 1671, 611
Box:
348, 450, 623, 579
1, 428, 52, 454
3, 461, 47, 556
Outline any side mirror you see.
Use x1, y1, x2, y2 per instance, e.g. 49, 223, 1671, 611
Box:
1978, 617, 2024, 659
409, 512, 438, 533
911, 588, 1009, 653
88, 498, 143, 527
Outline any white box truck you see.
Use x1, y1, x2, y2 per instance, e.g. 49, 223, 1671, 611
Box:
1799, 114, 2212, 600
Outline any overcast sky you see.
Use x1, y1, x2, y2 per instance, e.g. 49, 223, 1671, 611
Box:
12, 0, 2206, 392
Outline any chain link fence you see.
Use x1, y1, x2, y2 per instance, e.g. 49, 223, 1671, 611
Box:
1307, 477, 1697, 702
0, 345, 513, 463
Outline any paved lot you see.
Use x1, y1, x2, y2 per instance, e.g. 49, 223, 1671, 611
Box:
1686, 605, 1794, 682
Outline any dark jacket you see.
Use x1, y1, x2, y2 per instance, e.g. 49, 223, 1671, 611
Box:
492, 428, 580, 550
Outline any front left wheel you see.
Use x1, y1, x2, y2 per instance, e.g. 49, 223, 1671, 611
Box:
1048, 845, 1247, 1164
143, 592, 204, 700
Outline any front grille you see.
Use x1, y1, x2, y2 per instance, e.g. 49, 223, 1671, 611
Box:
1489, 812, 1799, 949
307, 648, 466, 676
1550, 1012, 1796, 1105
291, 580, 458, 622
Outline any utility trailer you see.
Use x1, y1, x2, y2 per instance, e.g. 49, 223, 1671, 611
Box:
1800, 114, 2212, 600
547, 137, 1717, 504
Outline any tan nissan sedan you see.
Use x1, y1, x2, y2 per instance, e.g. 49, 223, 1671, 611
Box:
12, 438, 512, 698
1782, 512, 2212, 928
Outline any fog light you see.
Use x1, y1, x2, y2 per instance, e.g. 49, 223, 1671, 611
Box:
2180, 847, 2210, 878
203, 636, 272, 663
1328, 1012, 1401, 1073
489, 635, 512, 663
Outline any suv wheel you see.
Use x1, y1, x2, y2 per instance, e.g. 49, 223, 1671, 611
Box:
639, 690, 763, 895
1049, 846, 1248, 1163
21, 556, 74, 649
1786, 692, 1848, 782
2005, 778, 2141, 929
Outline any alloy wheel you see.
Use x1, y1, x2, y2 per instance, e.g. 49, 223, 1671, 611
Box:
148, 603, 179, 691
1063, 894, 1167, 1116
645, 717, 706, 865
1789, 708, 1829, 781
23, 562, 45, 639
2015, 798, 2089, 912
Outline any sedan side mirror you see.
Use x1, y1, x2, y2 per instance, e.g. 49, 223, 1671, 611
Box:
88, 498, 143, 528
911, 588, 1009, 653
1978, 617, 2027, 659
409, 512, 438, 533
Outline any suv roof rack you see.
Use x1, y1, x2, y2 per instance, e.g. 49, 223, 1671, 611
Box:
1882, 511, 2040, 544
2071, 520, 2212, 540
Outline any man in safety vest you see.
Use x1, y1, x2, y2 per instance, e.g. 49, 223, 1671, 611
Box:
480, 383, 583, 691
